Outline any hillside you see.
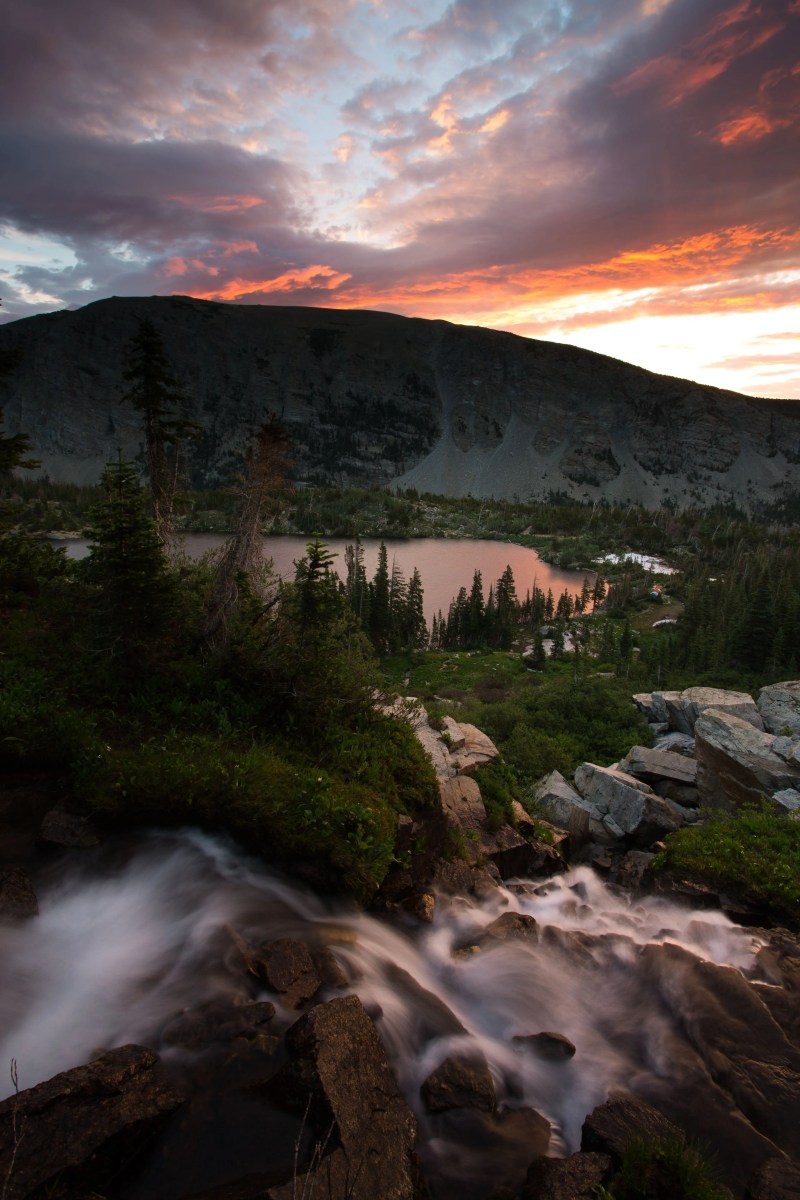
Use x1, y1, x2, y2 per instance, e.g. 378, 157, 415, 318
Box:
1, 295, 798, 510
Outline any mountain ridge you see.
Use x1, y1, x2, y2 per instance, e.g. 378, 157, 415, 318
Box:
1, 295, 798, 511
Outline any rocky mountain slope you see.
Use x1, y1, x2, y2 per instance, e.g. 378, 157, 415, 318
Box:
1, 295, 798, 510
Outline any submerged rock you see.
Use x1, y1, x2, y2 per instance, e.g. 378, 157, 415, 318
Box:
421, 1054, 497, 1114
0, 867, 38, 919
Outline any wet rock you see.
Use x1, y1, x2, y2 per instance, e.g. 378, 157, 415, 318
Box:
480, 911, 539, 944
421, 1054, 497, 1114
639, 942, 800, 1164
384, 963, 466, 1040
694, 708, 800, 812
581, 1093, 682, 1161
745, 1156, 800, 1200
160, 998, 276, 1051
270, 995, 420, 1200
0, 867, 38, 918
512, 1032, 576, 1060
521, 1151, 612, 1199
613, 850, 655, 890
426, 1106, 550, 1199
251, 937, 322, 1008
574, 763, 679, 845
39, 804, 99, 848
0, 1044, 184, 1199
310, 944, 350, 988
400, 891, 436, 923
758, 682, 800, 737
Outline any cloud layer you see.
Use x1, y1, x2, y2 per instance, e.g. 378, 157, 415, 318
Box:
1, 0, 798, 396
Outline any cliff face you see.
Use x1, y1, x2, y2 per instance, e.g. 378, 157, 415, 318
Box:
1, 295, 798, 510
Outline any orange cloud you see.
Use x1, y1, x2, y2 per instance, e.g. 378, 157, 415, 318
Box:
712, 63, 800, 143
614, 3, 785, 106
168, 194, 265, 213
193, 263, 352, 301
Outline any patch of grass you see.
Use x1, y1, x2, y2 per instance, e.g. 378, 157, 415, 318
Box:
655, 803, 800, 924
77, 720, 430, 901
595, 1134, 728, 1200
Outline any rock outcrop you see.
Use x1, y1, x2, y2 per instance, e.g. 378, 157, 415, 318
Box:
269, 995, 421, 1200
0, 1045, 184, 1199
2, 296, 798, 511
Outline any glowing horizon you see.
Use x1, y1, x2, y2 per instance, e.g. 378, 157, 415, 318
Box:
1, 0, 798, 398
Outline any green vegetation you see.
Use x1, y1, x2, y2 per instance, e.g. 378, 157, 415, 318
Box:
595, 1135, 728, 1200
656, 804, 800, 925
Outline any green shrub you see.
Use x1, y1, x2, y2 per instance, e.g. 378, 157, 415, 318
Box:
596, 1134, 727, 1200
655, 803, 800, 923
78, 731, 413, 900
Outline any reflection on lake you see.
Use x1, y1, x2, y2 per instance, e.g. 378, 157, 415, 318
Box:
52, 535, 592, 623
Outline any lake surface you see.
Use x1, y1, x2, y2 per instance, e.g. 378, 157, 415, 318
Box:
52, 535, 592, 622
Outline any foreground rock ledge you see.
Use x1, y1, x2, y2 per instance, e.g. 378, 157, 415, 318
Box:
268, 995, 422, 1200
0, 1044, 184, 1200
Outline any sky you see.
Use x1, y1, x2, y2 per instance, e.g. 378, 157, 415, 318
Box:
1, 0, 799, 398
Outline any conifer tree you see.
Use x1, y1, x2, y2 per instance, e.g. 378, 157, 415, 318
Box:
402, 567, 428, 651
122, 319, 196, 546
369, 542, 392, 652
83, 451, 175, 660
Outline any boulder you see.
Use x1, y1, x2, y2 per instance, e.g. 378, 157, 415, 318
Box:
521, 1152, 612, 1200
39, 805, 99, 848
574, 763, 680, 845
745, 1156, 800, 1200
653, 731, 696, 756
421, 1054, 496, 1114
694, 708, 800, 811
533, 770, 604, 844
480, 911, 539, 944
680, 687, 764, 732
581, 1094, 683, 1161
160, 998, 276, 1051
0, 1045, 184, 1199
250, 938, 322, 1008
0, 867, 38, 918
270, 995, 420, 1200
451, 723, 500, 775
512, 1032, 576, 1060
632, 692, 666, 723
620, 746, 698, 788
758, 682, 800, 737
439, 776, 534, 877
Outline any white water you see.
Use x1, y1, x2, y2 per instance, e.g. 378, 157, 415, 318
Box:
0, 830, 762, 1158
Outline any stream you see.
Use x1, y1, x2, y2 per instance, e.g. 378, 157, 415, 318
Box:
0, 829, 764, 1195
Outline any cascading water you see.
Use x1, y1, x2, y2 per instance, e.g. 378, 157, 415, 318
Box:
0, 829, 765, 1194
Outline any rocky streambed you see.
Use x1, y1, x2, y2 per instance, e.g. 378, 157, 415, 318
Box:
2, 683, 800, 1199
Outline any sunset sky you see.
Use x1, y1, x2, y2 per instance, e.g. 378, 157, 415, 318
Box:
1, 0, 798, 397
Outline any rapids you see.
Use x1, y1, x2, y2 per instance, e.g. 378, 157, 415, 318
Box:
0, 829, 763, 1167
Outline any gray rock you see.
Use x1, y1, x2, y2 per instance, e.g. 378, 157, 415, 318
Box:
574, 763, 679, 845
773, 789, 800, 813
680, 686, 764, 731
659, 690, 692, 733
621, 745, 698, 787
632, 692, 663, 722
695, 708, 800, 811
758, 681, 800, 737
533, 770, 604, 843
653, 731, 696, 756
